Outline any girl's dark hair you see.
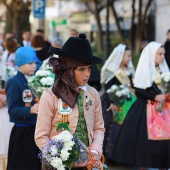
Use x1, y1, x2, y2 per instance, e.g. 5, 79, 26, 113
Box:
4, 37, 19, 53
125, 46, 130, 51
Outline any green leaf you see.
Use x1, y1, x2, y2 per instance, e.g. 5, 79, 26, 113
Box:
56, 122, 70, 131
63, 145, 79, 169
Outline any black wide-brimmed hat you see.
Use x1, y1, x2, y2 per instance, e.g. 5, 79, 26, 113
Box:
49, 33, 103, 64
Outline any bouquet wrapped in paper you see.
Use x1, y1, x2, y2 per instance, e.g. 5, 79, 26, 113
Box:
157, 72, 170, 112
39, 130, 90, 170
28, 70, 55, 102
106, 84, 130, 107
106, 84, 136, 124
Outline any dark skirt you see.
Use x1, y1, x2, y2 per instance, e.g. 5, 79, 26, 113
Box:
101, 93, 121, 160
7, 125, 41, 170
112, 97, 170, 168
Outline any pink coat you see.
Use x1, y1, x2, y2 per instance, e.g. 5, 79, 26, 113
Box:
35, 85, 105, 153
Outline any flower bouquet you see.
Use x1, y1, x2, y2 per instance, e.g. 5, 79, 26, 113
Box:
28, 70, 55, 102
39, 130, 90, 170
0, 66, 16, 94
6, 66, 17, 79
106, 84, 134, 124
106, 84, 130, 107
157, 72, 170, 112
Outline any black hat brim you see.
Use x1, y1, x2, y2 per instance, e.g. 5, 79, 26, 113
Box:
49, 47, 103, 64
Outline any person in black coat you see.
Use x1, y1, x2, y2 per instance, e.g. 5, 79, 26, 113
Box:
35, 29, 51, 51
112, 42, 170, 169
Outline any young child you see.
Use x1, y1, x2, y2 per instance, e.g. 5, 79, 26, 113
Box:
6, 47, 41, 170
35, 33, 105, 170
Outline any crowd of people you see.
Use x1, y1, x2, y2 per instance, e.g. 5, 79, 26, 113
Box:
0, 28, 170, 170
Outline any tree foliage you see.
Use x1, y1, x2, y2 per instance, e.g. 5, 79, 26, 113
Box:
109, 0, 153, 54
0, 0, 31, 43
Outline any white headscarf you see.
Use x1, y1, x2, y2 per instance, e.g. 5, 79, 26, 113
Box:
101, 44, 135, 84
133, 41, 169, 89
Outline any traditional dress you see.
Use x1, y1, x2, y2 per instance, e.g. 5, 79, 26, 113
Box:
100, 44, 136, 161
35, 34, 105, 170
112, 42, 170, 169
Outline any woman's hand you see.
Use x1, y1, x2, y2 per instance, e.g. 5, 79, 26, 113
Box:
166, 94, 170, 101
154, 94, 166, 102
90, 153, 101, 168
30, 103, 39, 114
6, 61, 14, 67
0, 94, 7, 108
111, 103, 118, 113
73, 160, 89, 168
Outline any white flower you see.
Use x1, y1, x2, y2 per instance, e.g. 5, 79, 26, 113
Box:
35, 70, 51, 77
50, 157, 63, 168
53, 131, 72, 142
50, 145, 58, 156
40, 77, 54, 86
106, 88, 112, 93
28, 76, 35, 83
60, 148, 70, 161
85, 96, 93, 110
58, 165, 65, 170
115, 90, 122, 97
85, 98, 90, 103
64, 141, 75, 149
154, 73, 161, 84
111, 85, 118, 91
125, 88, 130, 94
119, 85, 125, 89
163, 75, 170, 82
6, 66, 16, 77
62, 131, 73, 142
121, 89, 127, 96
11, 71, 17, 77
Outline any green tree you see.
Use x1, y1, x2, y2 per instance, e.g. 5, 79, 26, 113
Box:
84, 0, 105, 52
1, 0, 31, 43
109, 0, 125, 44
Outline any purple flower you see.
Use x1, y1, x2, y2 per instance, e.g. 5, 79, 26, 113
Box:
55, 139, 64, 149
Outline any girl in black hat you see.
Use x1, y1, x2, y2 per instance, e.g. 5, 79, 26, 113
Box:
35, 34, 105, 170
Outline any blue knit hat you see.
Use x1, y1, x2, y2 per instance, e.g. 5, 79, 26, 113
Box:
16, 47, 38, 67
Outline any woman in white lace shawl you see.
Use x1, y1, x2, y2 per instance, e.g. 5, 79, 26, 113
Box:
100, 44, 135, 161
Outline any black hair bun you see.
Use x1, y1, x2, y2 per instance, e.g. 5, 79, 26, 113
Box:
79, 33, 86, 39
